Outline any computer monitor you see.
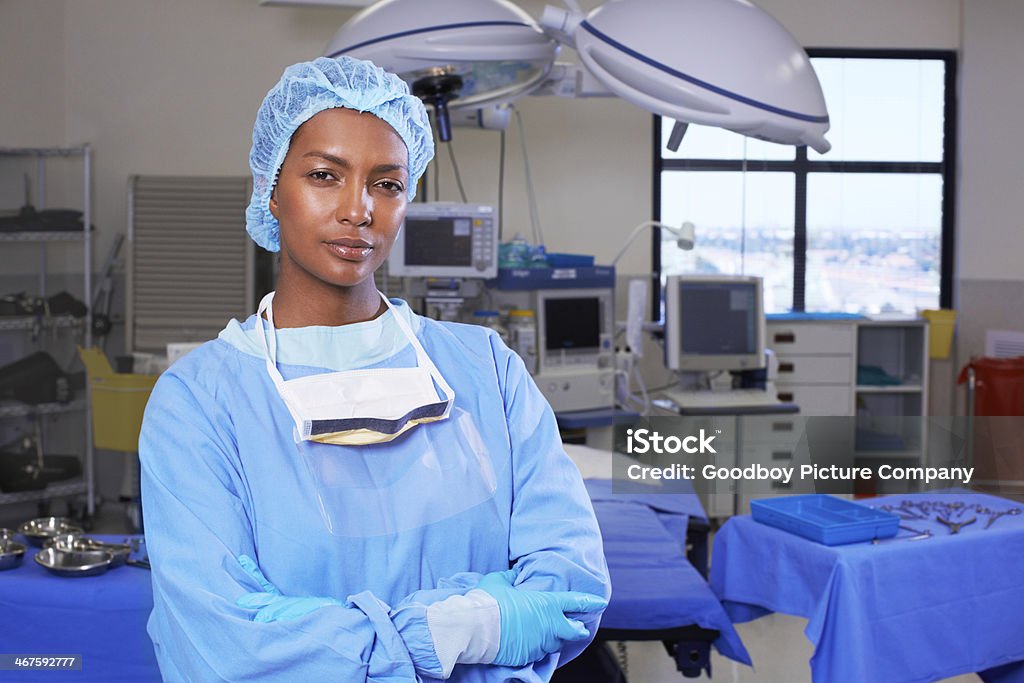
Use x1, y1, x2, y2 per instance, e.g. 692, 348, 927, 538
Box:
536, 288, 614, 373
664, 275, 765, 371
387, 202, 498, 278
534, 287, 615, 412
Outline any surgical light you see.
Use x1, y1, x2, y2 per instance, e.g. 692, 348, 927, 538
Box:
543, 0, 831, 152
324, 0, 560, 140
324, 0, 830, 151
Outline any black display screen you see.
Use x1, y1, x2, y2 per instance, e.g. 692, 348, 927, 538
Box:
679, 283, 757, 354
404, 218, 472, 266
544, 297, 601, 351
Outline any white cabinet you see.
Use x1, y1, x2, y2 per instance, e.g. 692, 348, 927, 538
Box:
735, 414, 805, 514
767, 320, 857, 416
750, 317, 932, 505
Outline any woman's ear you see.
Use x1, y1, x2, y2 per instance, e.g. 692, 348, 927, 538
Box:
269, 187, 279, 219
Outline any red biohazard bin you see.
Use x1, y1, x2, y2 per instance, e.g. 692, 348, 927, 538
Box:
957, 357, 1024, 490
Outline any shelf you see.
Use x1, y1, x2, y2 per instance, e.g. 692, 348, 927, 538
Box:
0, 398, 86, 419
855, 385, 924, 393
860, 316, 925, 325
0, 480, 87, 505
0, 315, 84, 331
1, 144, 94, 516
0, 146, 87, 157
0, 231, 85, 243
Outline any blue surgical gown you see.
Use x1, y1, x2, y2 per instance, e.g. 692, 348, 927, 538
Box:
139, 301, 610, 682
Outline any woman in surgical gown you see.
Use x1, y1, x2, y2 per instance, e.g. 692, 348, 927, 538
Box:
138, 56, 609, 682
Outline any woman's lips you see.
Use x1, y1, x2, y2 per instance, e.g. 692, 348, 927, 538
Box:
324, 240, 373, 262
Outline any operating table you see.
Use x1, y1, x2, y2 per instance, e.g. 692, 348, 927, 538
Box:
556, 445, 750, 681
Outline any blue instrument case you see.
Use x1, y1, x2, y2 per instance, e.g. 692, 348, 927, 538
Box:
750, 494, 899, 545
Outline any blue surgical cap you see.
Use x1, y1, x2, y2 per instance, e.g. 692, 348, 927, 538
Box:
245, 56, 434, 252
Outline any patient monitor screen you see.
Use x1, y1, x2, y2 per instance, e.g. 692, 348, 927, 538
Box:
545, 297, 601, 351
403, 218, 472, 267
679, 282, 758, 355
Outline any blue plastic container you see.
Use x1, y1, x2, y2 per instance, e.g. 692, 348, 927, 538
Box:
750, 494, 899, 545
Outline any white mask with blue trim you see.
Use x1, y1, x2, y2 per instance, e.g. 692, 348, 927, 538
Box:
257, 291, 454, 446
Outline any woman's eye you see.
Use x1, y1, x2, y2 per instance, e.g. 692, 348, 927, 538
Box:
308, 170, 335, 182
376, 180, 404, 193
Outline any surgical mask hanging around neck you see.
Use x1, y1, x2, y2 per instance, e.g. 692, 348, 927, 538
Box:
256, 291, 454, 446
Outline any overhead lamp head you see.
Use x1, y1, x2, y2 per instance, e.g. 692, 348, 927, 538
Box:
547, 0, 831, 152
325, 0, 559, 113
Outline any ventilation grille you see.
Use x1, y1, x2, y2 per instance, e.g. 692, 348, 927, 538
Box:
128, 175, 253, 353
985, 330, 1024, 359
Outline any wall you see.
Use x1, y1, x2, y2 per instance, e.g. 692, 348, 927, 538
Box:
0, 1, 64, 148
958, 0, 1024, 283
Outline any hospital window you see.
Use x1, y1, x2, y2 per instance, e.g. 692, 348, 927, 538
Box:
653, 50, 956, 315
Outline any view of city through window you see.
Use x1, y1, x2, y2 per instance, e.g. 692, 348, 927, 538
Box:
658, 56, 949, 314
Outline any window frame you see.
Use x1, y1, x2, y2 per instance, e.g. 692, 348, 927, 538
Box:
651, 48, 957, 318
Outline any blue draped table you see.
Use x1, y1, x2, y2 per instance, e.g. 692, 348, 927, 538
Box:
710, 492, 1024, 683
0, 535, 159, 682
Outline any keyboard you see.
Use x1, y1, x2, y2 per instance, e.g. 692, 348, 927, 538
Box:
662, 388, 782, 409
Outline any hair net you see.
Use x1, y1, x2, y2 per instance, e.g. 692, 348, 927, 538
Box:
245, 56, 435, 252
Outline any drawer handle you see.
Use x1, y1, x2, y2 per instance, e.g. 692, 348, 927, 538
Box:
778, 392, 794, 402
772, 421, 794, 432
771, 451, 793, 461
774, 332, 796, 343
778, 362, 795, 373
771, 480, 793, 490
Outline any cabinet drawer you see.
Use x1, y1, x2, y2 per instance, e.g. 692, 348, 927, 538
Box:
742, 415, 806, 445
773, 383, 853, 416
736, 440, 800, 467
768, 323, 856, 355
775, 354, 853, 384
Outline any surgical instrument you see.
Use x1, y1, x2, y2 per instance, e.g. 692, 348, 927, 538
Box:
872, 525, 932, 544
936, 516, 976, 535
983, 506, 1021, 529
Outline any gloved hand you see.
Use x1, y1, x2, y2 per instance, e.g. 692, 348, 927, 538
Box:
235, 554, 342, 623
475, 569, 608, 667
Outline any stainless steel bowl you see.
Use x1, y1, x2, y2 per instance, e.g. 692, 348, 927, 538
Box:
18, 517, 84, 547
91, 540, 131, 568
0, 539, 27, 571
0, 528, 16, 543
34, 546, 112, 577
44, 535, 130, 568
45, 532, 82, 549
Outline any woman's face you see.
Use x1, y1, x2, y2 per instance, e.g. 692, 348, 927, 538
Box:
270, 107, 409, 290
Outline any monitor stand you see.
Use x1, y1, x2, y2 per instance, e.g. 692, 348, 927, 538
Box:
708, 371, 735, 393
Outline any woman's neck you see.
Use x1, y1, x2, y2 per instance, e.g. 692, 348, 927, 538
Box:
271, 269, 385, 328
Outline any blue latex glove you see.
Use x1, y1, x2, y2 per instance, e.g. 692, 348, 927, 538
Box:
476, 570, 608, 667
235, 554, 342, 623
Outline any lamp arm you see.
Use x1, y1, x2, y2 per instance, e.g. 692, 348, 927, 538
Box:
531, 62, 614, 99
611, 220, 693, 266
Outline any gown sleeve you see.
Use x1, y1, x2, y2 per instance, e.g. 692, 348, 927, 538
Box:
139, 371, 442, 682
493, 333, 612, 674
398, 331, 612, 682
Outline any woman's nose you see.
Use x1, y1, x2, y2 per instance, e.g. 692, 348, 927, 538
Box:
335, 185, 371, 227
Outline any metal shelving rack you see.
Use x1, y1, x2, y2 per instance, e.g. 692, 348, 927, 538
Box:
0, 145, 94, 516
